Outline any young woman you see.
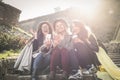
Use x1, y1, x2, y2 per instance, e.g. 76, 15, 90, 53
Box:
49, 19, 72, 80
71, 20, 100, 70
31, 21, 53, 80
14, 21, 53, 80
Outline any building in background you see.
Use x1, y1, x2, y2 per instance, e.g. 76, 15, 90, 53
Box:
19, 4, 120, 43
0, 1, 21, 26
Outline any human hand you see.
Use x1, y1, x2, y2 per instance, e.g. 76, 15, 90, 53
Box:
30, 29, 37, 39
73, 37, 82, 43
44, 40, 51, 48
53, 34, 61, 47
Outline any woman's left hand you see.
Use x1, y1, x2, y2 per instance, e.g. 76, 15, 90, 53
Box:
73, 37, 83, 43
44, 40, 51, 48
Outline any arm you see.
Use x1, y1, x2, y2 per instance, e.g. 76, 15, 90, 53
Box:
86, 34, 99, 52
32, 39, 39, 52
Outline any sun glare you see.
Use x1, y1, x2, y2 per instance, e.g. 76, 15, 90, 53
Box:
72, 0, 101, 19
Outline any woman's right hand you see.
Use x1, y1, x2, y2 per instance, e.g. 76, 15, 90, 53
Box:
72, 37, 83, 43
30, 29, 37, 39
53, 34, 61, 47
44, 39, 51, 48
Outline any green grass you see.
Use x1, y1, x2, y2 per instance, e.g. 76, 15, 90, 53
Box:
0, 49, 20, 59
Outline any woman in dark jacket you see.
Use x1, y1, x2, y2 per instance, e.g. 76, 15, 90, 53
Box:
71, 20, 100, 70
31, 21, 53, 80
14, 21, 53, 80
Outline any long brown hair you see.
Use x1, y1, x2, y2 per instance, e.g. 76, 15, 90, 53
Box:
53, 19, 68, 32
37, 21, 52, 47
72, 21, 90, 41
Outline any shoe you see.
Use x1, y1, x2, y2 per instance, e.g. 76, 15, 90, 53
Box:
82, 70, 90, 75
71, 69, 78, 75
88, 64, 97, 74
31, 76, 39, 80
68, 70, 82, 80
61, 71, 68, 80
31, 78, 36, 80
49, 71, 55, 80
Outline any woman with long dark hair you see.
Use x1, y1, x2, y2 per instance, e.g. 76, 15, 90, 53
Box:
14, 21, 53, 80
31, 21, 53, 80
70, 20, 100, 73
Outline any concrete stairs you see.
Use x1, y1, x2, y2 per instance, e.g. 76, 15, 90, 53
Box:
5, 74, 49, 80
104, 42, 120, 67
5, 73, 97, 80
107, 52, 120, 67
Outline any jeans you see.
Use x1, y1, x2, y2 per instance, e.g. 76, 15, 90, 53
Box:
31, 53, 50, 80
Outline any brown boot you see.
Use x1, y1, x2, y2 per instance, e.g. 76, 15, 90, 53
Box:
49, 71, 56, 80
61, 71, 68, 80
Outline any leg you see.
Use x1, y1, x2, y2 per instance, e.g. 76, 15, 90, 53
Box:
50, 46, 61, 72
31, 53, 44, 80
60, 48, 70, 80
41, 54, 51, 74
49, 46, 61, 80
69, 49, 79, 74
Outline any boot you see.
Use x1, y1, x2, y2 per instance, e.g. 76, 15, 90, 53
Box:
61, 71, 68, 80
49, 71, 56, 80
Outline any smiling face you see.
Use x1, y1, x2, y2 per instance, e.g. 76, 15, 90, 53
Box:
41, 24, 50, 35
72, 23, 81, 35
55, 21, 66, 34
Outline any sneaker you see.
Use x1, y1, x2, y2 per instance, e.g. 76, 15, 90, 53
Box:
82, 70, 90, 75
88, 64, 97, 74
68, 70, 82, 80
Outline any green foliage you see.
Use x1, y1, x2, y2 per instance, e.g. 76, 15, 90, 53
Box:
0, 49, 20, 59
0, 25, 25, 52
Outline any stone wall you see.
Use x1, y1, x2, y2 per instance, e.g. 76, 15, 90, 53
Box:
0, 1, 21, 26
0, 58, 16, 80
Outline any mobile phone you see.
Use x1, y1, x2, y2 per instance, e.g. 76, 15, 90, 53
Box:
46, 34, 51, 39
72, 35, 78, 39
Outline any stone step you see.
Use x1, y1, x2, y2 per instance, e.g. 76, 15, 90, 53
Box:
113, 62, 120, 65
110, 58, 120, 60
107, 52, 120, 67
107, 52, 120, 55
18, 75, 48, 80
5, 74, 49, 80
111, 58, 120, 61
5, 73, 98, 80
5, 74, 62, 80
116, 64, 120, 67
104, 42, 120, 53
109, 56, 120, 59
108, 52, 120, 54
108, 55, 120, 57
5, 74, 19, 80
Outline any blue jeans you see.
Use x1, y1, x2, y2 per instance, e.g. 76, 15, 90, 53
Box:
31, 53, 50, 80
